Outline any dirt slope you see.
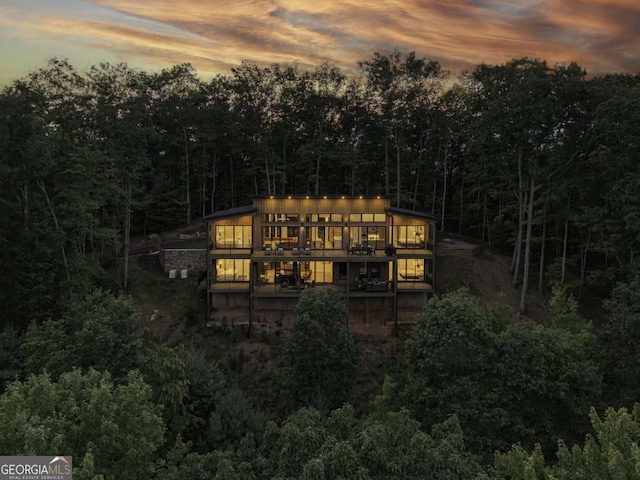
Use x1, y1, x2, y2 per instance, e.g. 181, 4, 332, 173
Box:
437, 247, 550, 324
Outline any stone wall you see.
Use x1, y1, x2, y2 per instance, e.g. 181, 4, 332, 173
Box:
159, 249, 206, 275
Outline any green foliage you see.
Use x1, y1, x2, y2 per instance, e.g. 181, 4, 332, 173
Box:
154, 437, 228, 480
369, 374, 397, 421
21, 289, 150, 380
3, 56, 640, 477
283, 288, 358, 411
156, 403, 481, 479
600, 276, 640, 406
147, 345, 189, 413
586, 87, 640, 279
0, 325, 23, 394
0, 368, 165, 479
145, 345, 190, 442
404, 289, 492, 380
490, 444, 548, 480
548, 283, 594, 341
490, 405, 640, 480
183, 349, 263, 453
403, 289, 601, 456
548, 283, 579, 326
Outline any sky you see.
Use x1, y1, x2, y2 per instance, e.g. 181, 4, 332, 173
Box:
1, 0, 639, 86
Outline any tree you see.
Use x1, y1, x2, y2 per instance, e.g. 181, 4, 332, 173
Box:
600, 276, 640, 406
86, 62, 154, 289
0, 368, 164, 479
283, 288, 358, 411
148, 64, 206, 226
155, 404, 482, 479
145, 345, 190, 442
471, 59, 588, 311
21, 289, 150, 381
585, 85, 640, 283
183, 349, 263, 453
490, 405, 640, 480
0, 324, 22, 394
359, 51, 444, 206
403, 290, 600, 455
0, 81, 65, 327
0, 61, 121, 329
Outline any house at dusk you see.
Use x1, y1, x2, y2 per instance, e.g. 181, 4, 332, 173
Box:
204, 195, 438, 333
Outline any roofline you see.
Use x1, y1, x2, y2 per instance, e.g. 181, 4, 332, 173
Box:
253, 194, 391, 200
202, 203, 440, 223
387, 206, 441, 223
202, 205, 256, 222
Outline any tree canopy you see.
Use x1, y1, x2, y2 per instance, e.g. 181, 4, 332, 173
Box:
283, 287, 358, 411
0, 368, 164, 479
1, 52, 640, 478
402, 289, 600, 455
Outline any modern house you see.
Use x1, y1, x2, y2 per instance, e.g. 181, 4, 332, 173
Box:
204, 195, 438, 333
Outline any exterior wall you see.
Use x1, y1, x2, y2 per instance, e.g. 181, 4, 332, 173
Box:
210, 292, 250, 310
254, 196, 390, 221
397, 291, 430, 309
205, 196, 438, 332
160, 249, 206, 274
253, 296, 299, 312
209, 213, 254, 250
255, 196, 390, 252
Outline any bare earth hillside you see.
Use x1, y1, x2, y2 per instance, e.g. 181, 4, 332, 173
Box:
437, 245, 550, 324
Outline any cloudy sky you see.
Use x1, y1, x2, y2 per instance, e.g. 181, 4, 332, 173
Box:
1, 0, 639, 85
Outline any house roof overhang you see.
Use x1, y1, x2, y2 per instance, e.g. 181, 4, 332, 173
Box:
202, 205, 256, 222
386, 206, 441, 223
253, 194, 391, 200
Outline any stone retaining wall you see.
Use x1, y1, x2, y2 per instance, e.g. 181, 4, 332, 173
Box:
159, 249, 206, 275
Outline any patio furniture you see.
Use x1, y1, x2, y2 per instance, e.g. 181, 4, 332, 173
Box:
361, 280, 388, 292
350, 244, 374, 255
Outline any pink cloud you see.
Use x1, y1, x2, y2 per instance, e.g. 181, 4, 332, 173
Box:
1, 0, 638, 82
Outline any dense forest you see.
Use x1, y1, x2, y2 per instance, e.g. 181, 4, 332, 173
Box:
1, 52, 640, 478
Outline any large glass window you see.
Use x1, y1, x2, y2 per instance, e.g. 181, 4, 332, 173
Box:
328, 227, 343, 249
216, 259, 250, 282
262, 213, 299, 222
215, 225, 252, 248
394, 225, 425, 248
257, 260, 333, 284
305, 213, 343, 222
262, 226, 299, 249
262, 226, 281, 249
338, 262, 348, 280
353, 262, 384, 280
397, 258, 424, 281
349, 226, 386, 249
307, 260, 333, 284
307, 226, 326, 249
348, 213, 386, 222
306, 226, 343, 249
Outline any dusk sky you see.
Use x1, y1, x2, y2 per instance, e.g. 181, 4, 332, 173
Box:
1, 0, 639, 86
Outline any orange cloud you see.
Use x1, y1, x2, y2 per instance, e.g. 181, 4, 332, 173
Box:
0, 0, 638, 83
